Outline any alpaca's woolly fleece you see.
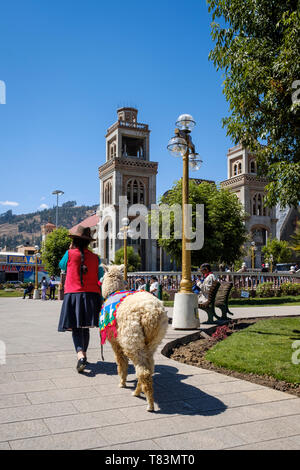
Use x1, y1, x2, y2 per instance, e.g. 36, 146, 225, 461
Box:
101, 265, 126, 300
100, 264, 168, 411
115, 291, 168, 356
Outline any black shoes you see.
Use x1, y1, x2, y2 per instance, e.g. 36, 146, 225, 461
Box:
76, 357, 87, 373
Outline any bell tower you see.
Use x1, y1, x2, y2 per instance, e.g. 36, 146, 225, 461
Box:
221, 144, 277, 268
98, 108, 158, 270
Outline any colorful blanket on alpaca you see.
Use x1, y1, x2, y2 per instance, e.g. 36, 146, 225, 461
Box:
99, 290, 136, 345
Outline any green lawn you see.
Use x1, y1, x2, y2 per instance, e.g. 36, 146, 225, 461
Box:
229, 302, 300, 307
163, 296, 300, 308
0, 290, 23, 297
229, 296, 300, 307
205, 318, 300, 384
163, 300, 174, 307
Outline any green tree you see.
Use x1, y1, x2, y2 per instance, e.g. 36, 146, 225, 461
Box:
150, 180, 247, 267
262, 237, 293, 265
113, 246, 141, 272
41, 227, 70, 276
207, 0, 300, 207
289, 220, 300, 255
62, 201, 77, 208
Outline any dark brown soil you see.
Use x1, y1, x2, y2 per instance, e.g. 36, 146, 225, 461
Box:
169, 318, 300, 398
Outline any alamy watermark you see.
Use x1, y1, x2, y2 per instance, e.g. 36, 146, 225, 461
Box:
98, 196, 204, 250
0, 340, 6, 365
292, 340, 300, 365
0, 80, 6, 104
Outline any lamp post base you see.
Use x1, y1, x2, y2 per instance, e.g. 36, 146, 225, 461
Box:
172, 292, 199, 330
33, 289, 40, 300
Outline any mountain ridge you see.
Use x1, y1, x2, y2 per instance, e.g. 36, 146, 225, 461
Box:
0, 201, 98, 251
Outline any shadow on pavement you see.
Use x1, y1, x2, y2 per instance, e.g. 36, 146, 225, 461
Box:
81, 360, 227, 416
152, 364, 227, 416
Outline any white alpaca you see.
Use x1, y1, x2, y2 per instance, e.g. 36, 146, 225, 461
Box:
101, 264, 168, 411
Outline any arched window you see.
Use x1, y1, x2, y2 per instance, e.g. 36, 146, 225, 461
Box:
257, 194, 262, 216
104, 219, 112, 262
104, 181, 112, 205
139, 181, 145, 204
252, 194, 257, 215
233, 164, 238, 176
262, 196, 268, 216
238, 162, 242, 174
109, 142, 116, 159
133, 180, 138, 204
108, 182, 112, 204
126, 179, 146, 205
252, 193, 268, 217
250, 160, 256, 173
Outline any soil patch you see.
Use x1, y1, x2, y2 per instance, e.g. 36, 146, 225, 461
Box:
168, 317, 300, 398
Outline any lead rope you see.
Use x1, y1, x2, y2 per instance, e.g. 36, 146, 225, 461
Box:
100, 342, 104, 361
99, 282, 104, 361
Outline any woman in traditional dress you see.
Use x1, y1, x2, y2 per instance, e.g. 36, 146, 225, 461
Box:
58, 225, 104, 373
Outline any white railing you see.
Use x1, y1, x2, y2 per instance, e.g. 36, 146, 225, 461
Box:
127, 271, 300, 294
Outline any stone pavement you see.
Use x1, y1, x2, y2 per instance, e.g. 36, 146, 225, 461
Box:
0, 298, 300, 450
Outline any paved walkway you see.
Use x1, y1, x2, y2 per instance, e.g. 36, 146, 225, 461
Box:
0, 298, 299, 450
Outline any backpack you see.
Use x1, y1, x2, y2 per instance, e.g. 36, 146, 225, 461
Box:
192, 283, 200, 294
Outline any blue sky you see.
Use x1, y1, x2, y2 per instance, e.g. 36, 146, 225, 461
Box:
0, 0, 232, 215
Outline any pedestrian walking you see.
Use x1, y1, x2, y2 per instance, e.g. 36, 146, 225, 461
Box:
57, 225, 104, 373
49, 276, 56, 300
41, 277, 48, 300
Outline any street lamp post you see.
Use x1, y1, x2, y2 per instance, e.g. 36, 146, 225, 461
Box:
270, 254, 273, 273
167, 114, 203, 329
33, 245, 40, 300
117, 217, 133, 282
52, 190, 64, 227
251, 241, 257, 270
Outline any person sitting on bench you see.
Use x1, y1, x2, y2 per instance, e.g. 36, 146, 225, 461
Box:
23, 282, 34, 299
197, 263, 216, 304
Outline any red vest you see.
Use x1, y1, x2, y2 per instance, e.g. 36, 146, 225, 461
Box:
64, 248, 101, 294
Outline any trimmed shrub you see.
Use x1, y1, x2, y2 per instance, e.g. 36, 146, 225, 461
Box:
229, 288, 241, 299
256, 282, 275, 298
162, 290, 170, 301
280, 282, 300, 296
3, 283, 16, 290
230, 287, 255, 299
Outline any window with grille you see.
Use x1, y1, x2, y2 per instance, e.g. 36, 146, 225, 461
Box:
126, 179, 146, 205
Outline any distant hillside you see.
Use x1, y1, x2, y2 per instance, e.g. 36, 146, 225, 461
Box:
0, 201, 98, 251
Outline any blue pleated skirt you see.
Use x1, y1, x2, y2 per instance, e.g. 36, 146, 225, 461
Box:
58, 292, 102, 332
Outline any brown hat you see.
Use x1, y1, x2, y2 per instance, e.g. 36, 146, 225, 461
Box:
69, 225, 95, 241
